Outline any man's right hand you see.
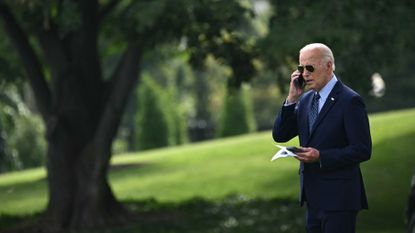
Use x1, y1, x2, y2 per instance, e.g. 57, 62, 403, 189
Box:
286, 71, 304, 104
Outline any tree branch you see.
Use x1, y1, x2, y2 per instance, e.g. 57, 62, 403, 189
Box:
94, 44, 141, 160
79, 0, 101, 79
0, 2, 52, 120
37, 25, 69, 84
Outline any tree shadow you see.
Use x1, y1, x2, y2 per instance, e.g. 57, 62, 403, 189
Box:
0, 195, 304, 233
105, 195, 304, 233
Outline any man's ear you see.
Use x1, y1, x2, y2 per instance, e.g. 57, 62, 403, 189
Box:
326, 61, 333, 71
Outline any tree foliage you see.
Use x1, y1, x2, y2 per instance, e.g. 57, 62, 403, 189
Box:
261, 0, 415, 96
0, 85, 47, 172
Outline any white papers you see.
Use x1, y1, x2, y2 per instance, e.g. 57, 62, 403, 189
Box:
271, 145, 298, 161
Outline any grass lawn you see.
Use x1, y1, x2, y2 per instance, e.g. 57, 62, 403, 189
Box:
0, 108, 415, 233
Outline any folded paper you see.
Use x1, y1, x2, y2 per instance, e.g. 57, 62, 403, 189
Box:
271, 145, 298, 161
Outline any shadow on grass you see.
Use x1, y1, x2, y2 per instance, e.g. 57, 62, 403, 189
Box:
0, 195, 304, 233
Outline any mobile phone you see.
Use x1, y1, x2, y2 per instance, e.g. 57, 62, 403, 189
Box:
286, 146, 303, 153
294, 73, 305, 89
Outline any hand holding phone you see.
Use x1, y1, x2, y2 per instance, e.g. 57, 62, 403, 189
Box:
294, 73, 305, 89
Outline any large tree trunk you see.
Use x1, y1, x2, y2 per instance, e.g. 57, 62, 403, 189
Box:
38, 45, 141, 232
40, 132, 131, 232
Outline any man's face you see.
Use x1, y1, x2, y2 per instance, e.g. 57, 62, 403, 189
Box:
299, 49, 332, 92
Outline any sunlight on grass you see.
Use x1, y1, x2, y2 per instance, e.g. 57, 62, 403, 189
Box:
0, 108, 414, 233
0, 168, 47, 214
109, 132, 301, 202
0, 168, 45, 186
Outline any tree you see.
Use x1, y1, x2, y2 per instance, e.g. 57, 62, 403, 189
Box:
217, 85, 256, 137
135, 74, 169, 150
0, 0, 256, 231
261, 0, 415, 96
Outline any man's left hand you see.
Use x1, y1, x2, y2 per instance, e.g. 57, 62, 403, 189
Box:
295, 147, 320, 163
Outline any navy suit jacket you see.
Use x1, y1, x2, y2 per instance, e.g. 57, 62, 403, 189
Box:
273, 80, 372, 211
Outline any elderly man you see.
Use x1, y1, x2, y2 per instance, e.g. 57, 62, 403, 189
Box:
272, 43, 372, 233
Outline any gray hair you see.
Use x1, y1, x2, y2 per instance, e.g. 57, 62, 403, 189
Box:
300, 43, 336, 71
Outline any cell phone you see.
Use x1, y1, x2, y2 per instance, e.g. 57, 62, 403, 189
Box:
294, 73, 305, 89
286, 146, 303, 153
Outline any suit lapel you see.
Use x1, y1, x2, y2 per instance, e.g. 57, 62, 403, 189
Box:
308, 81, 343, 139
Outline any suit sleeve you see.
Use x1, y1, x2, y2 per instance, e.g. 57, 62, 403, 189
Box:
319, 96, 372, 170
272, 102, 298, 142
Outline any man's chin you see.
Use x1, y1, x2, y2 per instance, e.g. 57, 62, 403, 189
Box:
306, 84, 315, 90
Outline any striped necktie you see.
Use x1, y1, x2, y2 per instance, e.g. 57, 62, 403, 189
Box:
309, 93, 320, 133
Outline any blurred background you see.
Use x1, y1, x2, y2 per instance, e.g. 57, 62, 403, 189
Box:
0, 0, 414, 233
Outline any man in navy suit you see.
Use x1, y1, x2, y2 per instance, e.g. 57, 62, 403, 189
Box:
272, 43, 372, 233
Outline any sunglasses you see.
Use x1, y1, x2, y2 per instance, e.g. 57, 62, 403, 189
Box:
298, 65, 315, 73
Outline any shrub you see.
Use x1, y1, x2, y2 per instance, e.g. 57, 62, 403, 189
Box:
165, 86, 188, 146
135, 75, 170, 150
9, 115, 46, 168
0, 87, 46, 171
217, 85, 256, 137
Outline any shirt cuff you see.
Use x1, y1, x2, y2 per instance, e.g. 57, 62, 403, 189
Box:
284, 100, 297, 106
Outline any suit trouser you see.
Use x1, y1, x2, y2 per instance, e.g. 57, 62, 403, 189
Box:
305, 207, 358, 233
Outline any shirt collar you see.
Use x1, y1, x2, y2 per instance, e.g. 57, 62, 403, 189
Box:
317, 74, 338, 102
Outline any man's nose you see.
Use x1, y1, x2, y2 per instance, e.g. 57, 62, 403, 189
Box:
303, 70, 311, 77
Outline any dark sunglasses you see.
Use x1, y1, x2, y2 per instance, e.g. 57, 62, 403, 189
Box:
298, 65, 315, 73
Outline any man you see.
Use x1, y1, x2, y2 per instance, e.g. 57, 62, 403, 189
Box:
272, 43, 372, 233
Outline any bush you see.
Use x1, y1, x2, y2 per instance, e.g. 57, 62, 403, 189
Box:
217, 85, 256, 137
0, 87, 46, 172
135, 75, 170, 150
9, 115, 46, 168
165, 86, 188, 146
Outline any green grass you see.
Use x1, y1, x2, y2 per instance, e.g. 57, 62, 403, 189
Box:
1, 108, 415, 233
109, 134, 300, 203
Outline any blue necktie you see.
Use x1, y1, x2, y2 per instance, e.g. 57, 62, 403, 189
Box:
309, 93, 320, 133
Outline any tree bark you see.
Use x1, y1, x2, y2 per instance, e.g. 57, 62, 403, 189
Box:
40, 132, 132, 232
38, 45, 141, 233
39, 46, 141, 232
